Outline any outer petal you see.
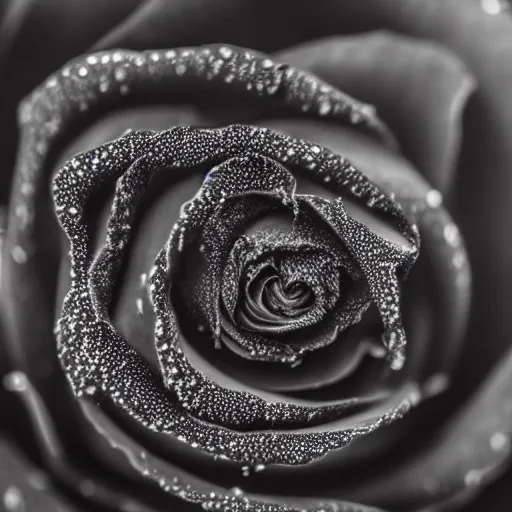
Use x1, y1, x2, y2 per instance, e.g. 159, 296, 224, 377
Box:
385, 0, 512, 418
0, 0, 143, 202
342, 345, 512, 510
276, 33, 475, 193
0, 438, 82, 512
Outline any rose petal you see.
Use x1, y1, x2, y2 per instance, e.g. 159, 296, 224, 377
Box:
388, 0, 512, 408
0, 438, 80, 512
0, 0, 143, 202
50, 115, 452, 480
338, 342, 512, 510
303, 195, 416, 370
275, 32, 475, 192
80, 399, 389, 512
1, 370, 189, 511
184, 325, 388, 394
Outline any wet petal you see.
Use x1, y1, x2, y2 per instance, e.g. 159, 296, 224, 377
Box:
342, 344, 512, 510
276, 33, 475, 192
0, 438, 80, 512
0, 0, 143, 201
81, 399, 390, 512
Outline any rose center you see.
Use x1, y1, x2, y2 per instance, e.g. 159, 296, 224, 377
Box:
238, 263, 316, 334
265, 278, 313, 316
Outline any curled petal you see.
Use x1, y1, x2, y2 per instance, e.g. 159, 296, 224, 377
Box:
304, 196, 417, 370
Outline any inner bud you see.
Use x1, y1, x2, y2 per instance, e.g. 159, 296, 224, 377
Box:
236, 253, 332, 335
263, 277, 314, 317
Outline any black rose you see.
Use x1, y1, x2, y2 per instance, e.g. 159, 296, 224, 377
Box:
1, 2, 512, 512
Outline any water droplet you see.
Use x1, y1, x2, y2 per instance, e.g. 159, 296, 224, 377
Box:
46, 77, 58, 89
136, 298, 144, 316
115, 67, 128, 82
369, 344, 386, 359
2, 486, 24, 511
85, 385, 97, 396
20, 183, 34, 196
319, 100, 332, 116
360, 104, 376, 117
219, 47, 233, 60
490, 432, 509, 452
453, 251, 466, 269
3, 371, 29, 392
15, 204, 30, 226
390, 351, 405, 371
11, 246, 27, 264
443, 224, 460, 246
423, 373, 450, 397
464, 469, 484, 487
426, 189, 443, 209
481, 0, 508, 15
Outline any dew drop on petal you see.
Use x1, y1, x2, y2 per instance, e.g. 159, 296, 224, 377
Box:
423, 373, 450, 397
464, 469, 484, 487
481, 0, 509, 15
490, 432, 509, 452
425, 189, 443, 209
2, 371, 29, 392
136, 298, 144, 316
11, 246, 27, 264
2, 486, 24, 512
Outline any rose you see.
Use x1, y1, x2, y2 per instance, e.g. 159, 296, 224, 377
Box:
1, 2, 511, 511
